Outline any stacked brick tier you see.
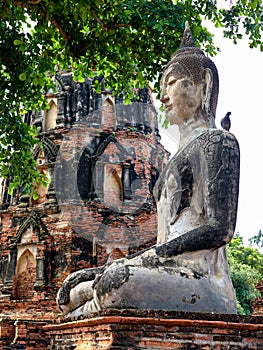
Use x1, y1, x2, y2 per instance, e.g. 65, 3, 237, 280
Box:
45, 310, 263, 350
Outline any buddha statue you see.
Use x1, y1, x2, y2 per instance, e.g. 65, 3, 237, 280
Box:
57, 23, 240, 318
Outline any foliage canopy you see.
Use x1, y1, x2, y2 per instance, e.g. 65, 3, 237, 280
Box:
227, 234, 263, 315
1, 0, 263, 191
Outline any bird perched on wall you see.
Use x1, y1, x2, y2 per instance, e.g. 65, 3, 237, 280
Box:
221, 112, 231, 131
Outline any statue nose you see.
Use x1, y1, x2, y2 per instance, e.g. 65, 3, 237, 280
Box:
160, 91, 169, 104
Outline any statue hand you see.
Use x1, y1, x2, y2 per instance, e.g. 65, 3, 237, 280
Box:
57, 267, 101, 307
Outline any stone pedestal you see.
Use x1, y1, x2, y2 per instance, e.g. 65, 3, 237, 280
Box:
44, 310, 263, 350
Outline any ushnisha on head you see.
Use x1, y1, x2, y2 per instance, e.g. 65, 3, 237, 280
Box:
160, 22, 219, 126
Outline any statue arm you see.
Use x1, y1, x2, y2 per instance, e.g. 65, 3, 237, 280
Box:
156, 132, 240, 257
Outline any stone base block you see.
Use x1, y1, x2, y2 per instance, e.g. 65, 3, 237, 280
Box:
44, 310, 263, 350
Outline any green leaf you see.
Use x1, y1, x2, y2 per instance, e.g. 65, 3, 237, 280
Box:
77, 76, 85, 83
14, 39, 23, 45
32, 192, 39, 200
19, 72, 27, 81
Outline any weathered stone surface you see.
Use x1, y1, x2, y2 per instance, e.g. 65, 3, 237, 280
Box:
57, 23, 240, 318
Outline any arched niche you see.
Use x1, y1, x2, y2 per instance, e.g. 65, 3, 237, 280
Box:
102, 95, 116, 129
31, 136, 59, 204
44, 99, 57, 131
15, 212, 47, 292
20, 225, 33, 244
3, 212, 48, 297
92, 138, 121, 202
15, 211, 47, 244
32, 136, 59, 164
32, 168, 49, 205
103, 164, 123, 206
14, 248, 36, 300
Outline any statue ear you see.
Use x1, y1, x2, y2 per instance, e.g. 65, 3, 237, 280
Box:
202, 68, 213, 115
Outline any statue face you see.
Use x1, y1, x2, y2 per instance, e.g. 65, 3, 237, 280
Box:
160, 63, 203, 125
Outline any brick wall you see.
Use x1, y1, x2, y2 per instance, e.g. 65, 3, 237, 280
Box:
45, 310, 263, 350
0, 78, 170, 348
0, 318, 15, 348
0, 318, 52, 349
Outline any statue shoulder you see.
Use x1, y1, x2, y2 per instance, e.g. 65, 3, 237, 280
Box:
198, 129, 239, 152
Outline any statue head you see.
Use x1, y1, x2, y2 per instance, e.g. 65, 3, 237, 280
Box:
160, 22, 219, 125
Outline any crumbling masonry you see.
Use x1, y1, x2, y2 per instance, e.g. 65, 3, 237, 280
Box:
0, 73, 168, 348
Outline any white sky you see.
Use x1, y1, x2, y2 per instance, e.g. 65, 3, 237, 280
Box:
159, 25, 263, 244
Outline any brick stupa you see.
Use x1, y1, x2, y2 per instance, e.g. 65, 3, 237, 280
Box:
0, 74, 168, 348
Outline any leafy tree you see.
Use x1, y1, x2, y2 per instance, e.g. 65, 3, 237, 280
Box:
249, 229, 263, 249
227, 234, 263, 315
1, 0, 263, 192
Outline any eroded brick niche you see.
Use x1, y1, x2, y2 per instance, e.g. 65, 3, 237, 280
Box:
0, 72, 169, 325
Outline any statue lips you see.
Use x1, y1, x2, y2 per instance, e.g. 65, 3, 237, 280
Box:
164, 104, 173, 112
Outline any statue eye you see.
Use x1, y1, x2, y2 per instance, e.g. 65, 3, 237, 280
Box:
167, 76, 177, 85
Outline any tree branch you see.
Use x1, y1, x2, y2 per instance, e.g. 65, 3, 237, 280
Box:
112, 23, 130, 29
11, 1, 70, 42
90, 8, 129, 31
12, 1, 30, 9
90, 8, 109, 31
28, 0, 42, 4
13, 0, 42, 6
51, 18, 70, 41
